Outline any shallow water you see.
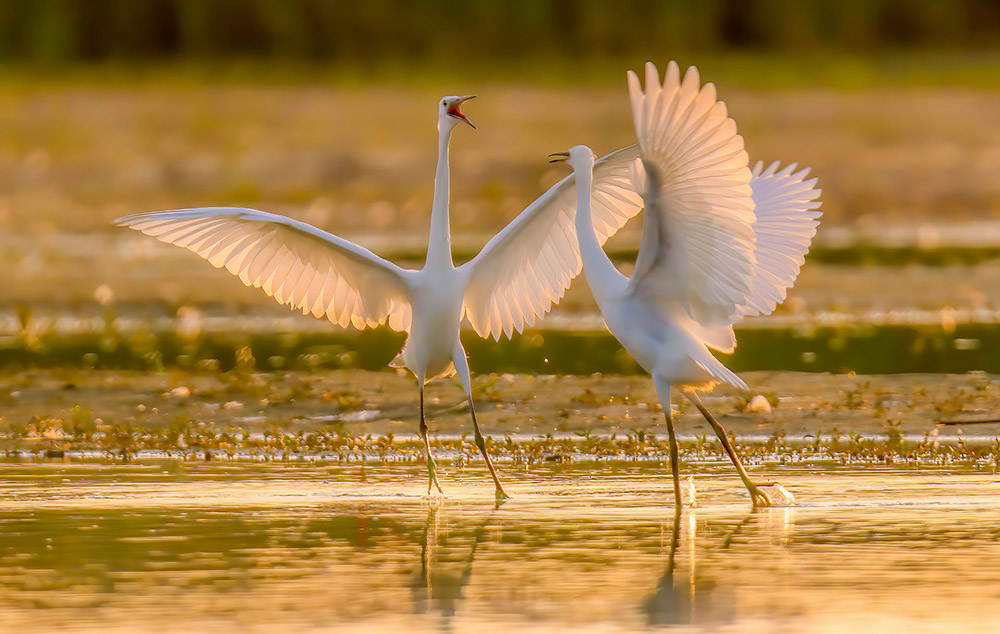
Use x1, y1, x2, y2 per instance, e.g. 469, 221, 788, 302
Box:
2, 461, 999, 633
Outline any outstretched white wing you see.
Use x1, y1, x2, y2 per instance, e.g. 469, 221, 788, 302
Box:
461, 146, 644, 340
737, 161, 822, 318
625, 61, 756, 326
115, 208, 414, 331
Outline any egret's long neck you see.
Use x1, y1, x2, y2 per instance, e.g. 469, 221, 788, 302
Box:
574, 165, 624, 297
427, 122, 454, 269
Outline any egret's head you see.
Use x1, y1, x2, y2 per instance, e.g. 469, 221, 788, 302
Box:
547, 145, 596, 171
438, 95, 476, 129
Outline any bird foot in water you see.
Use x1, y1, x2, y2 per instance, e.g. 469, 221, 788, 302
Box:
749, 481, 796, 507
424, 485, 446, 500
425, 464, 445, 498
494, 486, 511, 505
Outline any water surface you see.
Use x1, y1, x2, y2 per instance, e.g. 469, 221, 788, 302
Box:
1, 461, 998, 632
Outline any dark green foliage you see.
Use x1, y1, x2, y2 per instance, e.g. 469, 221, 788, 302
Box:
1, 323, 999, 375
0, 0, 998, 63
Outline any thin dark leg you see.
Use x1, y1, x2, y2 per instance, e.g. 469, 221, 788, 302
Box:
453, 342, 509, 500
653, 377, 683, 509
664, 406, 683, 509
419, 386, 444, 495
685, 390, 772, 507
469, 398, 510, 500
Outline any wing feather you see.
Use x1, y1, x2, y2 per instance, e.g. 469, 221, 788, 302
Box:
462, 146, 645, 340
736, 160, 822, 318
625, 61, 756, 326
115, 207, 413, 331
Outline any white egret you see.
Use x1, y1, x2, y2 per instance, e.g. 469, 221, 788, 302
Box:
115, 95, 645, 500
550, 61, 821, 507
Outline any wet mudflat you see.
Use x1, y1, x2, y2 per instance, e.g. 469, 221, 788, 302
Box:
1, 460, 998, 633
5, 369, 1000, 448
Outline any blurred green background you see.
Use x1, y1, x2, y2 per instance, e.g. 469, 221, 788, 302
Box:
3, 0, 999, 64
1, 0, 999, 373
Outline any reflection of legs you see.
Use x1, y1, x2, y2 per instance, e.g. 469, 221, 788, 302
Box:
453, 343, 509, 500
420, 504, 437, 585
684, 390, 772, 507
668, 502, 682, 570
642, 503, 685, 626
419, 386, 444, 495
460, 509, 495, 586
653, 377, 682, 509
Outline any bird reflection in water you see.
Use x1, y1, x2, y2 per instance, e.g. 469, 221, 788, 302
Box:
410, 503, 494, 627
644, 505, 796, 627
644, 506, 756, 628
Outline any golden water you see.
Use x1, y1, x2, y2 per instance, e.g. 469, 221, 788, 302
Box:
1, 461, 998, 633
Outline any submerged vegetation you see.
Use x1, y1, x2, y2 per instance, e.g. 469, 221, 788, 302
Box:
5, 413, 1000, 470
3, 367, 1000, 467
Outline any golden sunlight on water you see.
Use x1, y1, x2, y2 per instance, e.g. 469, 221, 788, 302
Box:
1, 462, 999, 633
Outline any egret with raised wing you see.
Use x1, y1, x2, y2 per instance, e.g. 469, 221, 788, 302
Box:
550, 62, 821, 507
116, 95, 646, 500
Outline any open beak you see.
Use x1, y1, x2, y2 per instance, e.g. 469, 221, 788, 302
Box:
548, 151, 570, 163
447, 95, 477, 129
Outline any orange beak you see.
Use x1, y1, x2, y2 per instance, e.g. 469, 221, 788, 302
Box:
447, 95, 477, 129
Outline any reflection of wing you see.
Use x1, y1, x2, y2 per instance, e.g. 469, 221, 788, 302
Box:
625, 61, 756, 326
115, 208, 413, 331
462, 146, 644, 340
736, 161, 822, 318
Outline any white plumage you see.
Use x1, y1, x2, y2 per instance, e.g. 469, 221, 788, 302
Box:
737, 161, 822, 318
116, 95, 646, 500
120, 207, 414, 330
626, 62, 757, 328
463, 145, 642, 340
553, 61, 821, 508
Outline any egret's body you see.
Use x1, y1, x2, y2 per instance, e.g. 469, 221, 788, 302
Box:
402, 267, 465, 382
603, 301, 715, 388
116, 95, 646, 499
554, 62, 821, 507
